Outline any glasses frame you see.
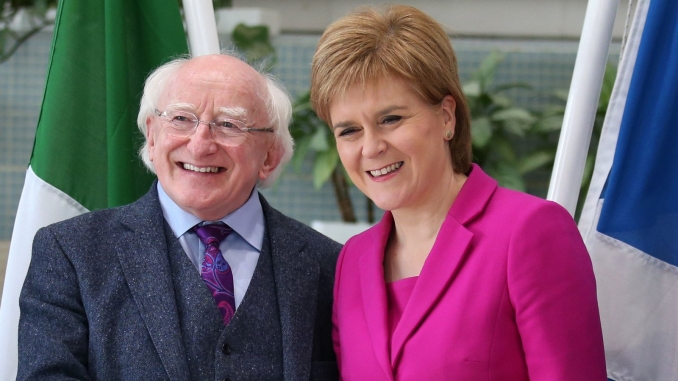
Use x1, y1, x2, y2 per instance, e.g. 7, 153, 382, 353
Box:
154, 109, 274, 145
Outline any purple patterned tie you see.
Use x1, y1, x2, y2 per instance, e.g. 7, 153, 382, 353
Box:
194, 223, 235, 325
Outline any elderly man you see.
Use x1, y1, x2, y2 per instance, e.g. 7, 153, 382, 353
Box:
17, 54, 341, 380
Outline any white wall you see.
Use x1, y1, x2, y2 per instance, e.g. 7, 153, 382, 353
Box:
233, 0, 632, 39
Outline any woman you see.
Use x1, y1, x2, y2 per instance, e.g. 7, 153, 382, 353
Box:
310, 5, 606, 380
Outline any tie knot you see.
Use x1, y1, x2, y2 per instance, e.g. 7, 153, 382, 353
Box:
193, 222, 233, 247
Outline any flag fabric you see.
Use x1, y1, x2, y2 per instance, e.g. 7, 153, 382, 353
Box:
0, 0, 187, 378
578, 0, 678, 379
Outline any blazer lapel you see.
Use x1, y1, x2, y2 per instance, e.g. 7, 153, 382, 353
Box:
359, 215, 395, 381
390, 218, 473, 366
391, 164, 497, 366
115, 188, 190, 381
263, 199, 319, 381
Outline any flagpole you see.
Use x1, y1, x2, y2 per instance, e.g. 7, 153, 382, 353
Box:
182, 0, 220, 56
547, 0, 620, 215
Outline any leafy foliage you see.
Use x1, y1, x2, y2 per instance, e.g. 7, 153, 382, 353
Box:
289, 92, 358, 222
464, 51, 553, 191
290, 93, 334, 188
231, 23, 276, 71
211, 0, 232, 8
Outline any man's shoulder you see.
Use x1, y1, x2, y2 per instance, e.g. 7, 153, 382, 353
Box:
259, 196, 342, 253
41, 189, 159, 237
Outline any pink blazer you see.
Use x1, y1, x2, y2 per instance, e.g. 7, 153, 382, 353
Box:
332, 165, 606, 380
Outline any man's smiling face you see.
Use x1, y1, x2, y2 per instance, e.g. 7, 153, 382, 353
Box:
146, 55, 281, 221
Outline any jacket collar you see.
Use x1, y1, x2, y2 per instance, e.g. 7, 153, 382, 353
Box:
115, 183, 191, 381
448, 164, 497, 226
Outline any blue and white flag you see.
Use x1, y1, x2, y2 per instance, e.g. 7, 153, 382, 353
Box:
578, 0, 678, 379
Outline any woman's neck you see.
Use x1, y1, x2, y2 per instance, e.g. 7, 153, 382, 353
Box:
384, 171, 467, 282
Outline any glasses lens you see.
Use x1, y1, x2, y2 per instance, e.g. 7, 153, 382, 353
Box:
164, 110, 197, 136
159, 110, 257, 147
211, 117, 248, 146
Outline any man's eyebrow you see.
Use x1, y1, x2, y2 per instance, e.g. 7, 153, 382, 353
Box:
332, 105, 407, 130
218, 107, 248, 119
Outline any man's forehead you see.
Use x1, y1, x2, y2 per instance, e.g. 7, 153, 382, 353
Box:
179, 55, 263, 87
160, 57, 267, 113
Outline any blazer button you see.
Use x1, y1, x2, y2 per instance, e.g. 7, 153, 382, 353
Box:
222, 343, 232, 355
223, 378, 231, 381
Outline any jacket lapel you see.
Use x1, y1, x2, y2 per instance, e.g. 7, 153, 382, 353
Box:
262, 197, 319, 381
390, 164, 497, 366
359, 215, 395, 381
114, 187, 191, 381
389, 217, 473, 366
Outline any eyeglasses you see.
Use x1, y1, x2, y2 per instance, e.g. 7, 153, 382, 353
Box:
154, 109, 274, 147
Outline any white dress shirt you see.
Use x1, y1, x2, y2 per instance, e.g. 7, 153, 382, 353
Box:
157, 182, 265, 309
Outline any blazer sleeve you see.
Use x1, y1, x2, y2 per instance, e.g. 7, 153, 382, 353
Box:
507, 201, 606, 380
17, 227, 91, 381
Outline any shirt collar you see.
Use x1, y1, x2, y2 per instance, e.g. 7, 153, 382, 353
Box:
157, 182, 265, 251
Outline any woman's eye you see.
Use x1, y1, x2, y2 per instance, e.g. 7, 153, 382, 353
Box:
381, 115, 402, 125
337, 127, 359, 137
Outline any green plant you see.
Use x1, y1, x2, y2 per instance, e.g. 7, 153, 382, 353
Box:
231, 23, 276, 71
0, 0, 56, 65
211, 0, 231, 8
464, 51, 554, 191
289, 91, 363, 223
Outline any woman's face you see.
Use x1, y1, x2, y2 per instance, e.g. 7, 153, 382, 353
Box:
328, 76, 456, 212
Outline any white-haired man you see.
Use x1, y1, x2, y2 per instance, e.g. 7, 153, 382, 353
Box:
18, 54, 341, 381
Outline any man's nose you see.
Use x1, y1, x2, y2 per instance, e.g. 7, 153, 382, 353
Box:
187, 122, 218, 154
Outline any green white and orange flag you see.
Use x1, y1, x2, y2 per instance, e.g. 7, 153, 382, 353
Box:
0, 0, 187, 377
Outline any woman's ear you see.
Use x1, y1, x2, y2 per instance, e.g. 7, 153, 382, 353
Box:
441, 95, 457, 132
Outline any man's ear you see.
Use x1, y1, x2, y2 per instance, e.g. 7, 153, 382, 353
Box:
441, 95, 457, 135
258, 142, 283, 181
146, 116, 156, 161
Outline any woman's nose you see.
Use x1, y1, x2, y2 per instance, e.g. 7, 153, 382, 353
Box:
362, 129, 386, 158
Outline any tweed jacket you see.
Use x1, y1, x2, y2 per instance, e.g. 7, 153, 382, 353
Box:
332, 165, 606, 380
18, 185, 341, 380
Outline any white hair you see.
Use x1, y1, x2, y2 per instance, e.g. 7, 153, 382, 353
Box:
137, 56, 189, 171
260, 73, 294, 187
136, 53, 294, 188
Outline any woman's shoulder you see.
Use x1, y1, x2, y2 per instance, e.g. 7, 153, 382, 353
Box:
491, 185, 570, 219
461, 164, 569, 222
